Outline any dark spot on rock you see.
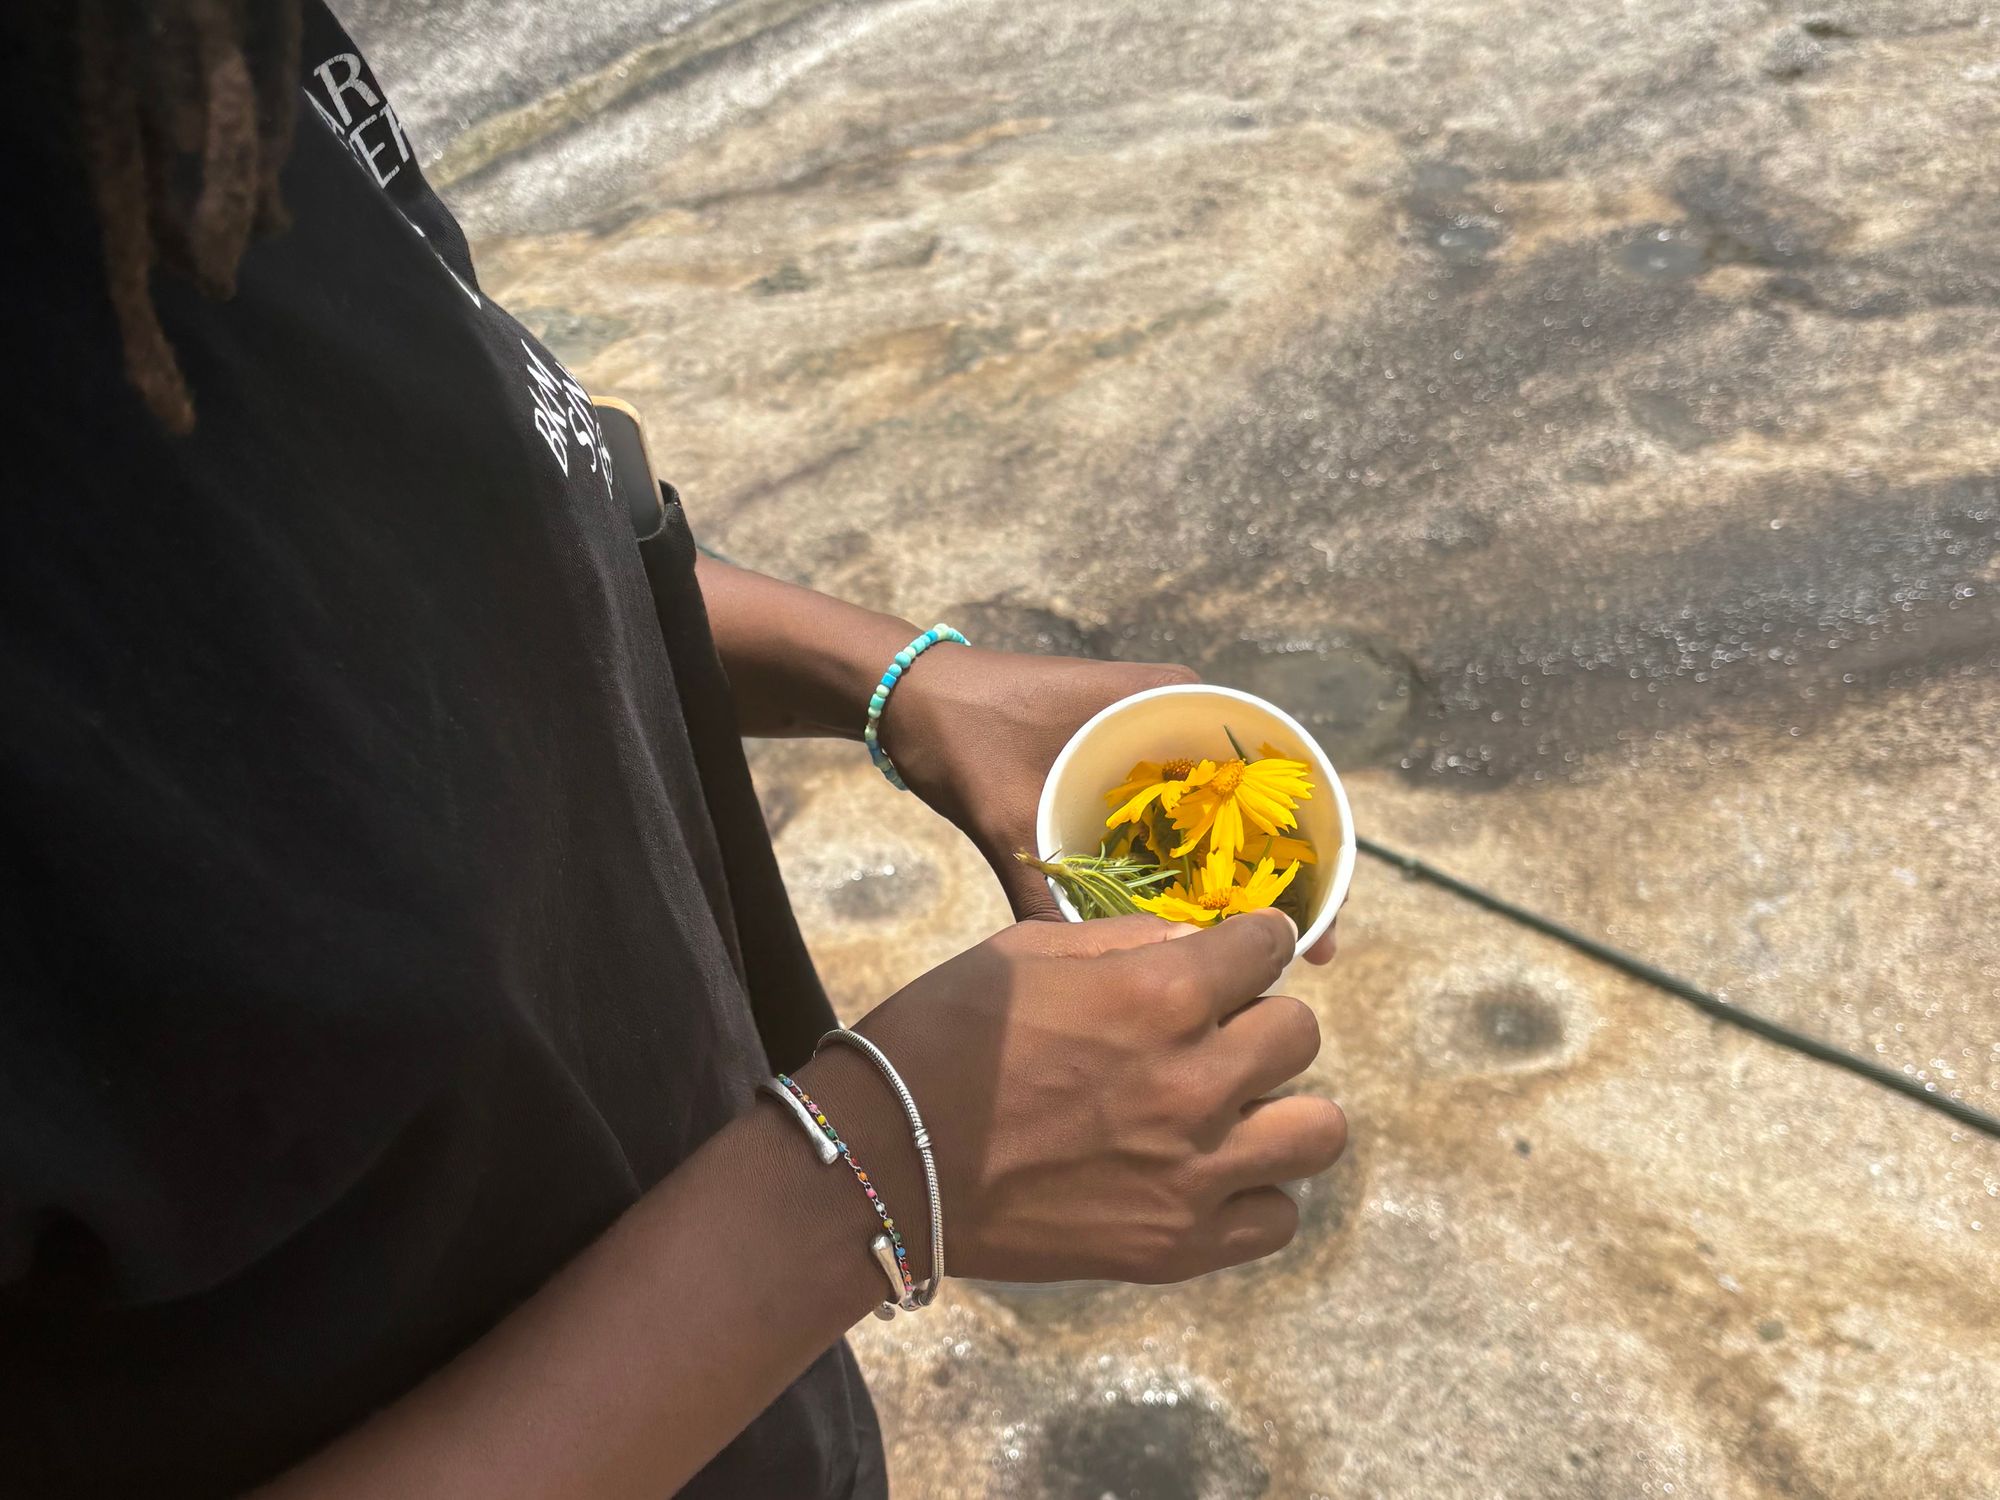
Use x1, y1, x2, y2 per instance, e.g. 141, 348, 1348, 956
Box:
758, 782, 801, 839
1294, 1140, 1362, 1238
1037, 1396, 1267, 1500
1762, 27, 1828, 80
1617, 226, 1709, 281
810, 528, 873, 568
857, 230, 939, 270
1419, 506, 1498, 554
1514, 1137, 1533, 1157
1409, 161, 1475, 195
1758, 1318, 1787, 1342
1393, 468, 2000, 787
1403, 162, 1505, 282
1222, 110, 1258, 130
1469, 987, 1566, 1056
1670, 157, 1837, 269
1625, 384, 1728, 452
931, 1361, 955, 1387
1112, 624, 1424, 768
826, 859, 928, 921
1564, 434, 1639, 486
750, 262, 814, 295
945, 321, 1019, 373
1430, 215, 1504, 270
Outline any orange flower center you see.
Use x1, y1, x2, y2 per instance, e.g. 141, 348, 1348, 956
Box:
1198, 891, 1234, 911
1208, 759, 1247, 796
1160, 758, 1195, 780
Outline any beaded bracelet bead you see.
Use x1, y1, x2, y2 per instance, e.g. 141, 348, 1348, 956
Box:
863, 624, 969, 791
771, 1073, 920, 1316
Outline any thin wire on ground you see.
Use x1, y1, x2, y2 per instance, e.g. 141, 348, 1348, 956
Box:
1357, 834, 2000, 1142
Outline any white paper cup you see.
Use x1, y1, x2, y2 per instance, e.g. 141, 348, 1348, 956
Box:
1034, 684, 1356, 960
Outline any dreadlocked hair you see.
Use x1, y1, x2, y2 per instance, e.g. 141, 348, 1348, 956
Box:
74, 0, 304, 434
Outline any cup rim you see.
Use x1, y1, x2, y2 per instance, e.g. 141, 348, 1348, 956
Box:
1034, 682, 1356, 959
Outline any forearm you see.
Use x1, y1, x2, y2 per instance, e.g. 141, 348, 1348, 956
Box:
694, 553, 920, 739
254, 1050, 921, 1500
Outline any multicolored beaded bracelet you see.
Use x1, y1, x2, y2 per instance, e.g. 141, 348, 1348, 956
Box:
863, 624, 969, 790
772, 1072, 920, 1312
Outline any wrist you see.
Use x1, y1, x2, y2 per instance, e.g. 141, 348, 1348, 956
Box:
790, 1044, 938, 1288
873, 638, 990, 792
799, 611, 928, 743
692, 554, 921, 740
730, 1099, 888, 1325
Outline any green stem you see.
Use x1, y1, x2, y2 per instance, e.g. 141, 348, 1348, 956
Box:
1017, 850, 1177, 920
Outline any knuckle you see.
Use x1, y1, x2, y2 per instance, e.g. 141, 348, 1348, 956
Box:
1219, 1194, 1298, 1267
1273, 995, 1322, 1060
1138, 662, 1200, 690
1132, 1212, 1206, 1284
1265, 1193, 1301, 1251
1298, 1097, 1348, 1164
1267, 909, 1300, 965
1155, 969, 1207, 1026
1167, 1060, 1234, 1137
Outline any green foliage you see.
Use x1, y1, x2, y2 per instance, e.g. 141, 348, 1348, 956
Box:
1017, 847, 1178, 920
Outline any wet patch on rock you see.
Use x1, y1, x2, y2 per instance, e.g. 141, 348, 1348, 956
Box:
1402, 160, 1507, 286
1761, 25, 1831, 80
749, 261, 815, 295
1097, 612, 1431, 770
1468, 987, 1568, 1057
824, 857, 933, 921
1413, 971, 1594, 1079
1395, 470, 2000, 786
755, 779, 802, 839
1292, 1136, 1363, 1241
1616, 225, 1709, 281
1668, 156, 1841, 271
1188, 632, 1426, 767
1030, 1388, 1268, 1500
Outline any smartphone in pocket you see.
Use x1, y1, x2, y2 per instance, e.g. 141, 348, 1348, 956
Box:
592, 396, 666, 541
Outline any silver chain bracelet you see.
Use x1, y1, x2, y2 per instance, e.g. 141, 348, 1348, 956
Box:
814, 1028, 945, 1306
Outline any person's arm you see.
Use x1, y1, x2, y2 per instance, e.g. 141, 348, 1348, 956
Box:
693, 554, 1339, 959
252, 1075, 891, 1500
692, 553, 930, 741
254, 909, 1344, 1500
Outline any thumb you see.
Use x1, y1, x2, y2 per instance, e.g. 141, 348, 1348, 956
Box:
1013, 910, 1200, 959
997, 848, 1065, 923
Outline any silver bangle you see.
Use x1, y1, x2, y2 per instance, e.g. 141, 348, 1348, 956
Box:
815, 1029, 945, 1305
759, 1075, 913, 1318
757, 1077, 839, 1165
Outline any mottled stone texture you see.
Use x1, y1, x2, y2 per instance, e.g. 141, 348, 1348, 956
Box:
356, 1, 1999, 1494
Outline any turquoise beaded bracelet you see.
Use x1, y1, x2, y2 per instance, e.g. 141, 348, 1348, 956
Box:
864, 624, 969, 790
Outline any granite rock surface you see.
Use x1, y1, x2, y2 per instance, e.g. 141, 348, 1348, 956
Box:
351, 2, 2000, 1494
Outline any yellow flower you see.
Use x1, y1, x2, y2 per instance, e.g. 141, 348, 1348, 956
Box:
1240, 831, 1317, 867
1104, 756, 1202, 829
1137, 848, 1302, 927
1168, 753, 1314, 862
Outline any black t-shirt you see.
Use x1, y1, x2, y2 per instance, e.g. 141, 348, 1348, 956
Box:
0, 8, 883, 1496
